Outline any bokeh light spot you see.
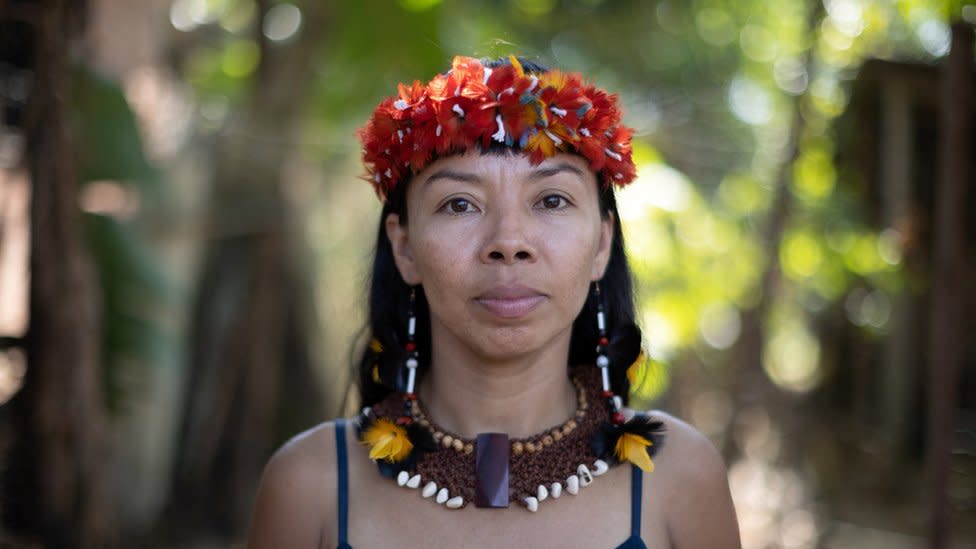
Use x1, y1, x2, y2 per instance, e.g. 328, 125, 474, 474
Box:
809, 76, 847, 117
774, 57, 809, 96
729, 76, 773, 126
220, 0, 257, 33
635, 163, 693, 213
825, 0, 864, 37
843, 233, 886, 275
916, 18, 950, 57
845, 288, 891, 329
696, 8, 737, 47
170, 0, 205, 31
718, 173, 769, 216
762, 322, 821, 393
739, 24, 778, 62
781, 231, 824, 279
878, 228, 903, 265
964, 5, 976, 24
263, 3, 302, 42
792, 148, 836, 201
700, 303, 742, 350
222, 40, 260, 78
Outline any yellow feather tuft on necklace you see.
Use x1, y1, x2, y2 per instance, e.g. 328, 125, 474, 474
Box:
614, 432, 655, 472
361, 418, 414, 462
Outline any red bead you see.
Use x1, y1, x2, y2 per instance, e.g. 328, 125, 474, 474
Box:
601, 390, 614, 398
405, 342, 416, 352
612, 412, 626, 425
404, 393, 417, 401
396, 415, 413, 426
599, 337, 609, 347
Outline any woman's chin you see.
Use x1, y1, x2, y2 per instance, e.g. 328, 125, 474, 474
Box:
465, 327, 565, 364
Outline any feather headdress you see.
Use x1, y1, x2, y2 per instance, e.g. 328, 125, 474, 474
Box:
358, 55, 637, 199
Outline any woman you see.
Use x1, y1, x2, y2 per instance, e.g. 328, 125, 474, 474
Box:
247, 56, 740, 548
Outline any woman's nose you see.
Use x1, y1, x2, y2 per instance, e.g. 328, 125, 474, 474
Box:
480, 207, 537, 264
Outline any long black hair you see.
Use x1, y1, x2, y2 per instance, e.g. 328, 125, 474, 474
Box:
356, 57, 643, 409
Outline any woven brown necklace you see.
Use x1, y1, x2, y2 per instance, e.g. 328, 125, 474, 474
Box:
360, 366, 617, 511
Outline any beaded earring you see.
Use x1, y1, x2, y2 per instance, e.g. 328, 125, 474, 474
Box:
399, 287, 420, 425
593, 282, 626, 425
590, 281, 666, 473
358, 287, 439, 474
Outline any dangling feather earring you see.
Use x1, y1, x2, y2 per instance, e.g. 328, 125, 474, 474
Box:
360, 287, 435, 476
588, 282, 665, 472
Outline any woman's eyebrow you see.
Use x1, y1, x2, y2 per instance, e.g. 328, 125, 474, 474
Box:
530, 162, 585, 180
424, 169, 482, 186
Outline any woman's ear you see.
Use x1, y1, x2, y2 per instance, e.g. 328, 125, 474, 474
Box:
386, 213, 422, 285
590, 211, 614, 281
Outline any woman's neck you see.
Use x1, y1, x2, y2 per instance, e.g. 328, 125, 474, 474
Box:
417, 328, 578, 439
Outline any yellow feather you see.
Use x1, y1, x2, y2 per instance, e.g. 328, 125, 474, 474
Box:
509, 54, 524, 77
626, 350, 645, 385
361, 418, 413, 462
615, 432, 655, 472
369, 338, 384, 353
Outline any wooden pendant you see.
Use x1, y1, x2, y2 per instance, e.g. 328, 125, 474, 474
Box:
475, 433, 509, 508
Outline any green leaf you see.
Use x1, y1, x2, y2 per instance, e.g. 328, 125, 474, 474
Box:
70, 66, 160, 197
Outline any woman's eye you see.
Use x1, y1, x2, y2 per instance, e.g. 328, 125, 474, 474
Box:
445, 198, 474, 214
539, 194, 567, 209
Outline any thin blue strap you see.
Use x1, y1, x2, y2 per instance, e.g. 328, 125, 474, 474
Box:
630, 464, 643, 537
335, 419, 351, 549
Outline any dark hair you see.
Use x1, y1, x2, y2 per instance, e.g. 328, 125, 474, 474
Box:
357, 57, 643, 409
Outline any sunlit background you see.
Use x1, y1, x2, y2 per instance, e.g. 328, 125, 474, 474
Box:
0, 0, 974, 547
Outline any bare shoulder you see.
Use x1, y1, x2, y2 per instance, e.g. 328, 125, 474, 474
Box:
644, 410, 725, 475
641, 410, 742, 548
246, 420, 346, 549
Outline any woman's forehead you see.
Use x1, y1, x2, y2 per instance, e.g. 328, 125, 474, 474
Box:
415, 151, 596, 186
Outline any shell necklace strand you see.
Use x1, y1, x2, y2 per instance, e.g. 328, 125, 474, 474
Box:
358, 366, 617, 512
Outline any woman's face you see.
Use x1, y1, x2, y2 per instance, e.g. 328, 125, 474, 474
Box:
386, 150, 613, 363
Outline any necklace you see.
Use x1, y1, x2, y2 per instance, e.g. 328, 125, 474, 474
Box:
359, 366, 617, 511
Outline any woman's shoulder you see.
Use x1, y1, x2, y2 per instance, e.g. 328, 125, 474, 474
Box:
639, 410, 723, 470
629, 409, 728, 488
272, 419, 346, 464
634, 409, 741, 548
261, 420, 345, 487
246, 419, 350, 547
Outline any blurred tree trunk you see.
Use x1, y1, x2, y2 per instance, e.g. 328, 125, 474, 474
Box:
2, 0, 112, 546
926, 21, 972, 549
721, 2, 825, 447
165, 1, 329, 539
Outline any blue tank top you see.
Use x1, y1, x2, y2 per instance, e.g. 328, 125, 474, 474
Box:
334, 419, 648, 549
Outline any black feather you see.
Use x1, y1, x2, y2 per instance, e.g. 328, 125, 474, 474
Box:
621, 414, 666, 457
590, 414, 667, 462
590, 421, 620, 461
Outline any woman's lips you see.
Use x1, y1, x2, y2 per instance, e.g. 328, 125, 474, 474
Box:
475, 285, 546, 319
